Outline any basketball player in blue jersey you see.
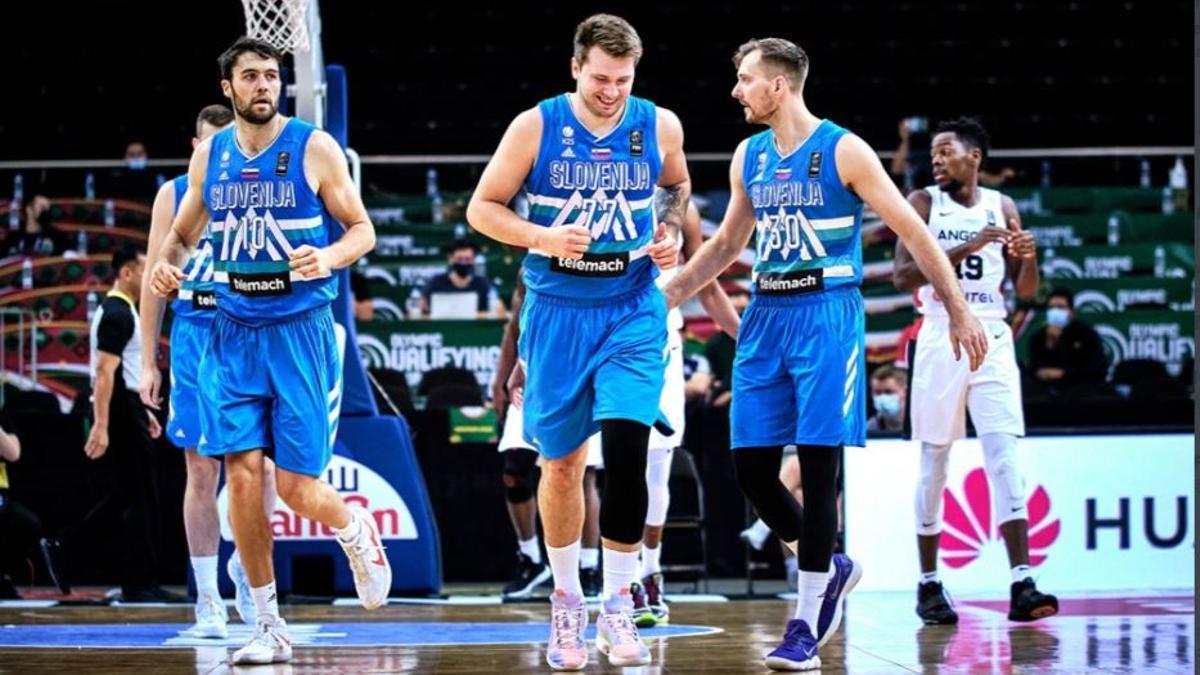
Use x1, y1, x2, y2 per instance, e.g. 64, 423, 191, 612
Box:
139, 104, 282, 637
467, 14, 687, 671
149, 38, 387, 665
663, 38, 989, 671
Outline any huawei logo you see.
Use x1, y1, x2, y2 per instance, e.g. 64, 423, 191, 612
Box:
939, 468, 1061, 569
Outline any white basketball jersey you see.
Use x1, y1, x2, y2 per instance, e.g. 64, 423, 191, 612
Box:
915, 186, 1008, 320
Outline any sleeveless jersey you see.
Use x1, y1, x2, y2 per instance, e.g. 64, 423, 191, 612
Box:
522, 94, 662, 299
915, 185, 1007, 320
169, 174, 216, 319
203, 118, 335, 325
742, 120, 864, 296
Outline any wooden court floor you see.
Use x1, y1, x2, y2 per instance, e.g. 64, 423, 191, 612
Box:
0, 590, 1192, 673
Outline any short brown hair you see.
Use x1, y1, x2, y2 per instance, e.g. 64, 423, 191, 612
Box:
195, 104, 234, 137
574, 14, 643, 64
871, 365, 908, 387
733, 37, 809, 91
218, 37, 283, 80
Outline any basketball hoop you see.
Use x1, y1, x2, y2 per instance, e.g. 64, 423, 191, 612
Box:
240, 0, 311, 54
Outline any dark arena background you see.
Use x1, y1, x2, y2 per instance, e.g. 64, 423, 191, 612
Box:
0, 1, 1193, 672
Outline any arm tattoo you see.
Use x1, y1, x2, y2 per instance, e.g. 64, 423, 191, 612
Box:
654, 184, 688, 239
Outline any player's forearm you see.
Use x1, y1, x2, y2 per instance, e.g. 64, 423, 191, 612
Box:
138, 291, 169, 372
697, 282, 740, 338
323, 221, 376, 270
91, 371, 115, 429
893, 241, 976, 291
158, 228, 192, 270
664, 234, 740, 308
905, 232, 971, 317
466, 200, 544, 250
494, 319, 519, 387
1015, 257, 1039, 300
654, 182, 691, 239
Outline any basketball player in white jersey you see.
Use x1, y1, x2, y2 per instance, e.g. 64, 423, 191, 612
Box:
893, 117, 1058, 624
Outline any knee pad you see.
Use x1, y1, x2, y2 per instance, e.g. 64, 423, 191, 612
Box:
981, 433, 1026, 525
598, 419, 650, 544
502, 447, 539, 504
644, 446, 673, 527
915, 442, 952, 536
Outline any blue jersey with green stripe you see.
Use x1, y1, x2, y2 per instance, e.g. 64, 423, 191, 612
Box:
203, 118, 335, 325
522, 94, 661, 298
742, 120, 864, 296
169, 174, 216, 320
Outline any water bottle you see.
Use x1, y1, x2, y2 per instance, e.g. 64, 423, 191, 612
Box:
406, 287, 423, 318
474, 251, 487, 277
1161, 186, 1174, 215
425, 168, 439, 198
453, 223, 467, 239
1106, 214, 1120, 245
1139, 159, 1151, 188
431, 194, 444, 224
1154, 245, 1166, 278
85, 172, 96, 201
77, 230, 88, 255
7, 198, 19, 230
1169, 156, 1189, 213
21, 257, 33, 290
13, 174, 23, 204
1040, 160, 1051, 189
104, 199, 115, 227
86, 290, 98, 322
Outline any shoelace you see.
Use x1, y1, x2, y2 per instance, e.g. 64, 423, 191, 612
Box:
344, 528, 385, 579
245, 621, 280, 652
551, 606, 584, 649
605, 609, 639, 645
199, 595, 223, 621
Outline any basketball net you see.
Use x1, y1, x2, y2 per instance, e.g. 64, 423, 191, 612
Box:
240, 0, 310, 54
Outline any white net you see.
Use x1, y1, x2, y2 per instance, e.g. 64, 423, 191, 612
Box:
240, 0, 311, 54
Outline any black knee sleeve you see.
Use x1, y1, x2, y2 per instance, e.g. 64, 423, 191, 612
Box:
502, 447, 539, 504
733, 446, 803, 542
599, 419, 650, 544
796, 444, 841, 572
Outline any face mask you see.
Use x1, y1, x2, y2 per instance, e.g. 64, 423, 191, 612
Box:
127, 157, 147, 170
1046, 307, 1071, 328
451, 262, 474, 277
873, 393, 902, 418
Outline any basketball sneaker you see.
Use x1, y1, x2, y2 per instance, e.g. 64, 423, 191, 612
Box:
232, 616, 292, 665
336, 506, 392, 609
765, 619, 820, 671
502, 553, 551, 599
596, 588, 651, 666
816, 553, 862, 647
227, 552, 256, 625
916, 580, 958, 625
190, 592, 228, 639
546, 589, 588, 671
632, 573, 668, 627
1008, 578, 1058, 622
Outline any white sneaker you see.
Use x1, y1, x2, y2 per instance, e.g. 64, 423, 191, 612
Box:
227, 552, 256, 625
740, 521, 771, 552
232, 616, 292, 665
337, 507, 392, 609
191, 592, 228, 639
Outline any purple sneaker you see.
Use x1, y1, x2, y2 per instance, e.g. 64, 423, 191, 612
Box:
765, 619, 820, 671
595, 588, 651, 667
816, 553, 862, 648
546, 590, 588, 671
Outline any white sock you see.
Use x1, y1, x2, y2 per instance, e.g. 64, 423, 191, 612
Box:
518, 536, 542, 564
335, 513, 362, 543
602, 547, 641, 604
793, 567, 831, 627
547, 541, 583, 596
641, 544, 662, 577
191, 556, 219, 599
749, 518, 771, 538
1011, 564, 1032, 584
785, 556, 798, 576
579, 547, 600, 570
250, 581, 280, 622
920, 570, 940, 585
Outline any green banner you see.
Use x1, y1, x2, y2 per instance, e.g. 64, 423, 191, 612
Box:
1005, 187, 1167, 215
1040, 243, 1193, 279
1031, 277, 1194, 313
355, 319, 505, 391
1023, 211, 1193, 247
449, 406, 500, 444
1015, 310, 1194, 376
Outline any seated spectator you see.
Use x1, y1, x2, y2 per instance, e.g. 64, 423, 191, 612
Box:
0, 421, 65, 598
419, 239, 506, 318
4, 194, 69, 257
866, 365, 907, 434
1027, 288, 1108, 389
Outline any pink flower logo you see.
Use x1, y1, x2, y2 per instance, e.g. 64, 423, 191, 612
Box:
938, 468, 1061, 569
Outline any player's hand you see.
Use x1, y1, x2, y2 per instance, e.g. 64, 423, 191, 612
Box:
289, 245, 333, 279
534, 225, 591, 260
150, 261, 186, 297
948, 311, 989, 371
507, 362, 526, 410
968, 226, 1011, 253
139, 366, 162, 410
1005, 217, 1036, 259
84, 424, 109, 460
146, 410, 163, 440
648, 222, 678, 271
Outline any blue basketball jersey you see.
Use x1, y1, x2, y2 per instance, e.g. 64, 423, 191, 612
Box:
203, 118, 336, 325
742, 120, 864, 296
169, 174, 217, 320
522, 94, 662, 298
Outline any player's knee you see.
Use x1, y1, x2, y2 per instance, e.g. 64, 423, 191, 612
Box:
919, 442, 952, 484
981, 433, 1026, 522
599, 419, 650, 544
733, 448, 779, 504
502, 448, 538, 503
185, 451, 221, 488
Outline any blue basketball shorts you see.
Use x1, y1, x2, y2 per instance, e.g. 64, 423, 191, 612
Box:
166, 313, 213, 448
